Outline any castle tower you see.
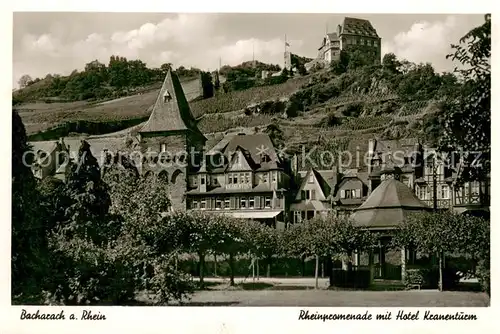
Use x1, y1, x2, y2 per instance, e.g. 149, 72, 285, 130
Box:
138, 69, 207, 211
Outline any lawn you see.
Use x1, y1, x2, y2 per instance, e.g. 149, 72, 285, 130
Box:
178, 289, 489, 307
133, 277, 490, 307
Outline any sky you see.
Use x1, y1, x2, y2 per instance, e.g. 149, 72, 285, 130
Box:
12, 13, 485, 88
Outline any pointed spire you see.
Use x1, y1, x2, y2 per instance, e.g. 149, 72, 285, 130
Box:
140, 70, 202, 135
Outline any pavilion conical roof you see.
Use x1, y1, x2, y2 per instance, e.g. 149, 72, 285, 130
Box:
351, 178, 430, 229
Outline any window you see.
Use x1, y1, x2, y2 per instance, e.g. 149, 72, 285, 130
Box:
240, 198, 247, 209
233, 174, 238, 184
311, 190, 316, 200
200, 199, 206, 209
163, 90, 171, 102
224, 198, 230, 209
265, 196, 271, 208
235, 153, 240, 164
228, 174, 233, 184
200, 177, 205, 185
471, 181, 480, 196
263, 173, 269, 183
441, 185, 449, 199
245, 173, 250, 183
216, 199, 222, 210
301, 190, 306, 200
341, 189, 361, 199
305, 190, 311, 200
160, 143, 166, 152
213, 177, 218, 185
273, 172, 277, 183
249, 197, 255, 208
192, 200, 199, 209
192, 177, 198, 186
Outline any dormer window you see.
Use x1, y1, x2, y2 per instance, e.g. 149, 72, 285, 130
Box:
163, 90, 172, 103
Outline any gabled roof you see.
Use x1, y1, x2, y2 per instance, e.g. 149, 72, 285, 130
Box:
140, 70, 203, 137
341, 17, 379, 38
224, 133, 280, 169
297, 168, 337, 199
226, 146, 257, 172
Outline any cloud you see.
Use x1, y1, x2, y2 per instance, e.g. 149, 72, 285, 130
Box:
381, 16, 458, 69
209, 38, 303, 67
13, 14, 300, 87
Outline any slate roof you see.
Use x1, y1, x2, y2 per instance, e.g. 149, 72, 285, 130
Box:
351, 178, 431, 229
222, 133, 280, 170
140, 70, 203, 138
327, 32, 339, 42
370, 138, 421, 177
357, 178, 428, 210
30, 137, 127, 168
341, 17, 379, 38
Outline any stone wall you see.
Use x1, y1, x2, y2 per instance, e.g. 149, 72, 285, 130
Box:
138, 132, 195, 212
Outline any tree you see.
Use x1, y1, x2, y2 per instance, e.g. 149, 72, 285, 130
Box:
264, 122, 284, 149
382, 53, 401, 74
213, 216, 246, 286
48, 141, 133, 304
330, 50, 349, 74
18, 74, 32, 88
329, 216, 375, 270
160, 63, 173, 74
284, 217, 336, 288
11, 110, 50, 303
441, 14, 491, 182
393, 211, 489, 292
103, 157, 195, 304
241, 220, 282, 278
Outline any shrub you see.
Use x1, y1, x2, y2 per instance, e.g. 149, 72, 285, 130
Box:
339, 102, 363, 117
476, 259, 490, 295
330, 269, 371, 289
324, 112, 342, 127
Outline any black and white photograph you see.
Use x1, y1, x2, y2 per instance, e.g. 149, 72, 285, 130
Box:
10, 9, 491, 314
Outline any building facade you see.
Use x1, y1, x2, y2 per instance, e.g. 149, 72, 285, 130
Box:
28, 71, 489, 223
186, 133, 291, 229
314, 17, 382, 66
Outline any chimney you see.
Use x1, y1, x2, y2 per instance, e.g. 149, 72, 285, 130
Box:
291, 154, 298, 175
331, 165, 338, 187
337, 24, 342, 36
368, 139, 376, 175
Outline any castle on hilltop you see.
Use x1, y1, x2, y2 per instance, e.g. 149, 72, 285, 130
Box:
306, 17, 382, 71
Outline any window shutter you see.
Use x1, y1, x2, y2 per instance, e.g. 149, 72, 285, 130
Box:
340, 189, 345, 199
355, 189, 361, 198
311, 190, 316, 200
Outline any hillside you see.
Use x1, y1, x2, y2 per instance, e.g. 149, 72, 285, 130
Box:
17, 50, 465, 166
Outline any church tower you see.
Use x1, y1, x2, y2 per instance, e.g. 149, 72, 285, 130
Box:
137, 69, 207, 211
